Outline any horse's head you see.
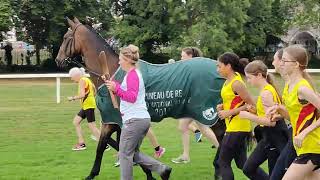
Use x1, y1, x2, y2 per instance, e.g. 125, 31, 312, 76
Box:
55, 17, 82, 67
56, 16, 120, 87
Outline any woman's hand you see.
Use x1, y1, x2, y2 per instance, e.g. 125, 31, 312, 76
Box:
266, 104, 283, 122
101, 75, 107, 82
105, 80, 116, 92
267, 104, 279, 115
67, 96, 73, 101
246, 104, 256, 114
270, 113, 282, 122
294, 132, 306, 148
67, 96, 75, 101
216, 104, 224, 111
218, 110, 231, 119
67, 96, 74, 101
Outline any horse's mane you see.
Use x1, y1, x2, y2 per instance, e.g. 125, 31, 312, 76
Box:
84, 24, 118, 57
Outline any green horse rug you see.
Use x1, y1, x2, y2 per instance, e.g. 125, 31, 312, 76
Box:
96, 57, 225, 126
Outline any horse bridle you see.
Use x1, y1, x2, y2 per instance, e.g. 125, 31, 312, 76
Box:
63, 23, 110, 81
64, 23, 81, 58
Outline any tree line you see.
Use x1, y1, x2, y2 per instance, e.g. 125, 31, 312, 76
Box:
0, 0, 318, 66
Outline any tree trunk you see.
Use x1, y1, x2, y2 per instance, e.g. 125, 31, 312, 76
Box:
51, 44, 60, 60
36, 45, 40, 65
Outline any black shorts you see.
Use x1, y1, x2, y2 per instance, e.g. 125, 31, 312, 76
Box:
294, 153, 320, 171
77, 108, 95, 123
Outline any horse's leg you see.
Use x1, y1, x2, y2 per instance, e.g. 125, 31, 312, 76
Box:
85, 124, 118, 180
116, 124, 121, 145
110, 124, 121, 151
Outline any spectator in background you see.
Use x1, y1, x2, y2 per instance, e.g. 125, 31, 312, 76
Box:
3, 42, 13, 67
172, 47, 220, 164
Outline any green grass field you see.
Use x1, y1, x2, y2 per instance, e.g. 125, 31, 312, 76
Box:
2, 75, 320, 180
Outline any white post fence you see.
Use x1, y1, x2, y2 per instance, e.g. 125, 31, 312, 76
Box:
0, 69, 320, 103
0, 73, 89, 103
56, 75, 61, 103
267, 69, 320, 73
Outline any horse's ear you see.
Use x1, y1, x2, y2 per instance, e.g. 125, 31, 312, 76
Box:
73, 17, 81, 24
66, 17, 76, 30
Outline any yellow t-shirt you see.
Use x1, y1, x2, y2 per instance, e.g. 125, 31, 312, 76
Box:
221, 73, 251, 132
283, 79, 320, 155
78, 77, 96, 110
256, 84, 281, 117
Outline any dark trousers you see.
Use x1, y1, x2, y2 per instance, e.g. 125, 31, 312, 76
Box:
269, 130, 296, 180
242, 139, 279, 180
211, 120, 226, 179
243, 125, 288, 180
218, 132, 249, 180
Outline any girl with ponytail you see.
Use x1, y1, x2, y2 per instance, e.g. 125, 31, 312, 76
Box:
268, 45, 320, 180
216, 52, 255, 179
239, 60, 288, 179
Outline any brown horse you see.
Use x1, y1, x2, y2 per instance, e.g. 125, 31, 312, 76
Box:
56, 17, 155, 180
56, 17, 226, 180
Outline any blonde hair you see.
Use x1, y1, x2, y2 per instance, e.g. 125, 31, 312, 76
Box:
69, 67, 85, 77
120, 44, 140, 63
245, 60, 281, 98
245, 60, 268, 77
284, 45, 314, 89
284, 45, 308, 70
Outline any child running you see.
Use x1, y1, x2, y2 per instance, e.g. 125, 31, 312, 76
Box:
239, 60, 288, 179
268, 45, 320, 180
216, 52, 254, 180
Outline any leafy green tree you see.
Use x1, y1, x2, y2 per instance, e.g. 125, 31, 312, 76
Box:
171, 0, 251, 59
18, 0, 51, 65
173, 0, 289, 59
10, 0, 292, 67
47, 0, 113, 59
109, 0, 184, 63
286, 0, 320, 28
13, 0, 113, 65
110, 0, 254, 61
0, 0, 13, 41
240, 0, 289, 57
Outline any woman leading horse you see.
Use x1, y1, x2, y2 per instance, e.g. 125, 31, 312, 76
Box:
55, 17, 155, 180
